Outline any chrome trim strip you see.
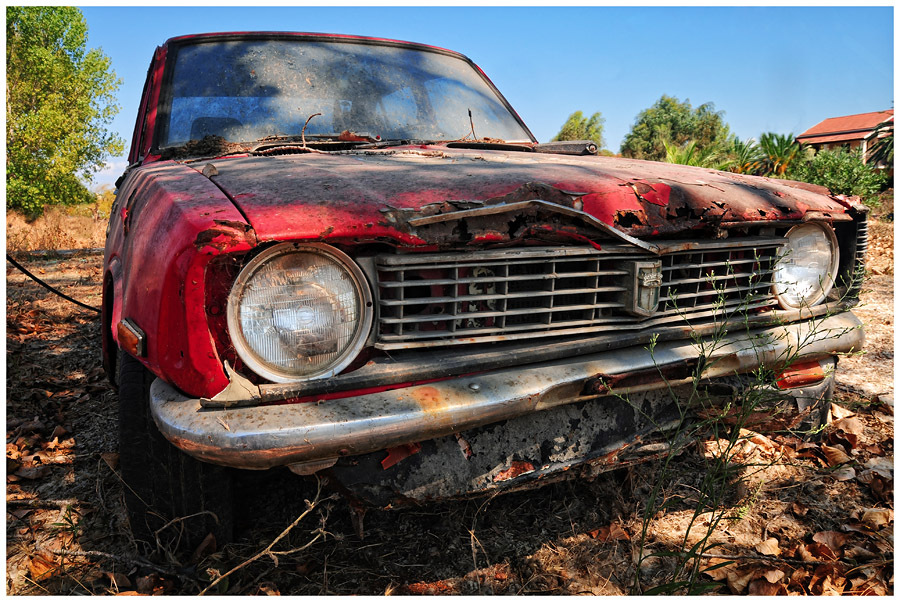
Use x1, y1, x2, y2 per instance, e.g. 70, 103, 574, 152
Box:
151, 312, 863, 469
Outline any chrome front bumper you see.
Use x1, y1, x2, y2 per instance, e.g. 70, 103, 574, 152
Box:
150, 311, 863, 470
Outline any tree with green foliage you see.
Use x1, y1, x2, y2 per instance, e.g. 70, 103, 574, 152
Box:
758, 132, 801, 177
7, 6, 124, 217
790, 147, 887, 205
621, 95, 730, 161
552, 110, 605, 149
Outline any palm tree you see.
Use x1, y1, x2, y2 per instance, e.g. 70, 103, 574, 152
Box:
759, 132, 801, 176
663, 139, 732, 170
867, 119, 894, 167
727, 137, 764, 174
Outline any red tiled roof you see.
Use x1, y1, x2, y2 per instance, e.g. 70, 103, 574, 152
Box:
797, 110, 893, 144
798, 132, 867, 145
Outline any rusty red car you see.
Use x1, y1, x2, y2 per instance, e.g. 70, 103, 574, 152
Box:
103, 32, 866, 545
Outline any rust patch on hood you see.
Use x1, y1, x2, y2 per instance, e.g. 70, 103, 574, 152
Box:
194, 219, 258, 254
623, 180, 669, 207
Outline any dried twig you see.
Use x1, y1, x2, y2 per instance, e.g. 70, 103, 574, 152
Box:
301, 113, 322, 148
7, 498, 88, 510
33, 544, 170, 574
198, 480, 334, 596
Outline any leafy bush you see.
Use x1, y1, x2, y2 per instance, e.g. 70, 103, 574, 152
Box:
790, 148, 887, 205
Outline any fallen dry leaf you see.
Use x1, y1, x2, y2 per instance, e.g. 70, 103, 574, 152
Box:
843, 546, 879, 561
748, 578, 785, 595
827, 430, 858, 451
6, 443, 22, 460
832, 416, 864, 436
801, 542, 838, 562
830, 403, 855, 420
761, 568, 785, 584
841, 521, 874, 535
849, 575, 888, 595
863, 443, 884, 455
790, 501, 809, 517
821, 444, 851, 466
726, 567, 757, 594
698, 557, 732, 581
860, 508, 892, 529
106, 571, 133, 590
9, 508, 33, 520
857, 470, 893, 502
257, 582, 281, 596
190, 532, 217, 564
812, 531, 849, 555
49, 425, 68, 440
588, 522, 630, 542
755, 537, 781, 556
831, 465, 856, 481
27, 554, 61, 581
820, 574, 846, 595
100, 452, 119, 471
863, 456, 893, 474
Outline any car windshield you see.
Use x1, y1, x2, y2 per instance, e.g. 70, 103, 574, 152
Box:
159, 38, 533, 148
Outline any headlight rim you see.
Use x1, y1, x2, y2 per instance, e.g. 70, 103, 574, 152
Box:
226, 242, 373, 384
772, 222, 840, 310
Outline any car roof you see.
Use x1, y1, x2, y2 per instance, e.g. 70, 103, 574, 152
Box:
162, 31, 465, 59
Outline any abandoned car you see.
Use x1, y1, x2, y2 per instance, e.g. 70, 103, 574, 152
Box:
103, 32, 866, 543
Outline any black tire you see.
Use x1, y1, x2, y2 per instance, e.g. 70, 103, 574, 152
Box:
117, 350, 233, 553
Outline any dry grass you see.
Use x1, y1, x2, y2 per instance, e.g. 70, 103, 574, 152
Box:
6, 208, 108, 253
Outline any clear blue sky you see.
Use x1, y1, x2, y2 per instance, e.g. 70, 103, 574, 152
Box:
80, 5, 894, 189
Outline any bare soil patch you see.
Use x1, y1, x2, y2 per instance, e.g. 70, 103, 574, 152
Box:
6, 225, 893, 595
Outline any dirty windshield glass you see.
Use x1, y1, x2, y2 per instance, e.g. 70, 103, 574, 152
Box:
160, 39, 533, 147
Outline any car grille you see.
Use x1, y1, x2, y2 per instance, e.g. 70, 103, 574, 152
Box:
849, 217, 868, 297
375, 241, 784, 349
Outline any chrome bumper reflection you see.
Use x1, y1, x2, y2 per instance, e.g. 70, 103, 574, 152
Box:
150, 311, 863, 470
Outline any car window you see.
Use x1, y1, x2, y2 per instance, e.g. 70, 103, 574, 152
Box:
160, 39, 532, 147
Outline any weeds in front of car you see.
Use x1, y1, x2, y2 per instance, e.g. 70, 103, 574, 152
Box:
623, 255, 862, 594
197, 476, 336, 595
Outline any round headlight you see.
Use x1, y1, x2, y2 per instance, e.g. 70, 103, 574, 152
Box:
772, 223, 839, 309
226, 243, 372, 382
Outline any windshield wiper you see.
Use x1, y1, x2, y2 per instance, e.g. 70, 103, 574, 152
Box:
251, 130, 384, 154
255, 130, 381, 144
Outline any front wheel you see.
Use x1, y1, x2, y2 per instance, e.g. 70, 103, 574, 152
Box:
117, 350, 233, 552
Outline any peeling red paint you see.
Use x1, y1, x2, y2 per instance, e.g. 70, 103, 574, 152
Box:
381, 442, 422, 470
194, 220, 258, 254
493, 461, 535, 482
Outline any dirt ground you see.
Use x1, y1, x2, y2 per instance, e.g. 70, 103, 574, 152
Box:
5, 222, 894, 595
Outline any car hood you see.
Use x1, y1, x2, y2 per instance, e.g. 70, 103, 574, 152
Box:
191, 146, 855, 248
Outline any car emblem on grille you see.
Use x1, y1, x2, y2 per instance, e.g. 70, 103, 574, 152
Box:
623, 260, 663, 316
